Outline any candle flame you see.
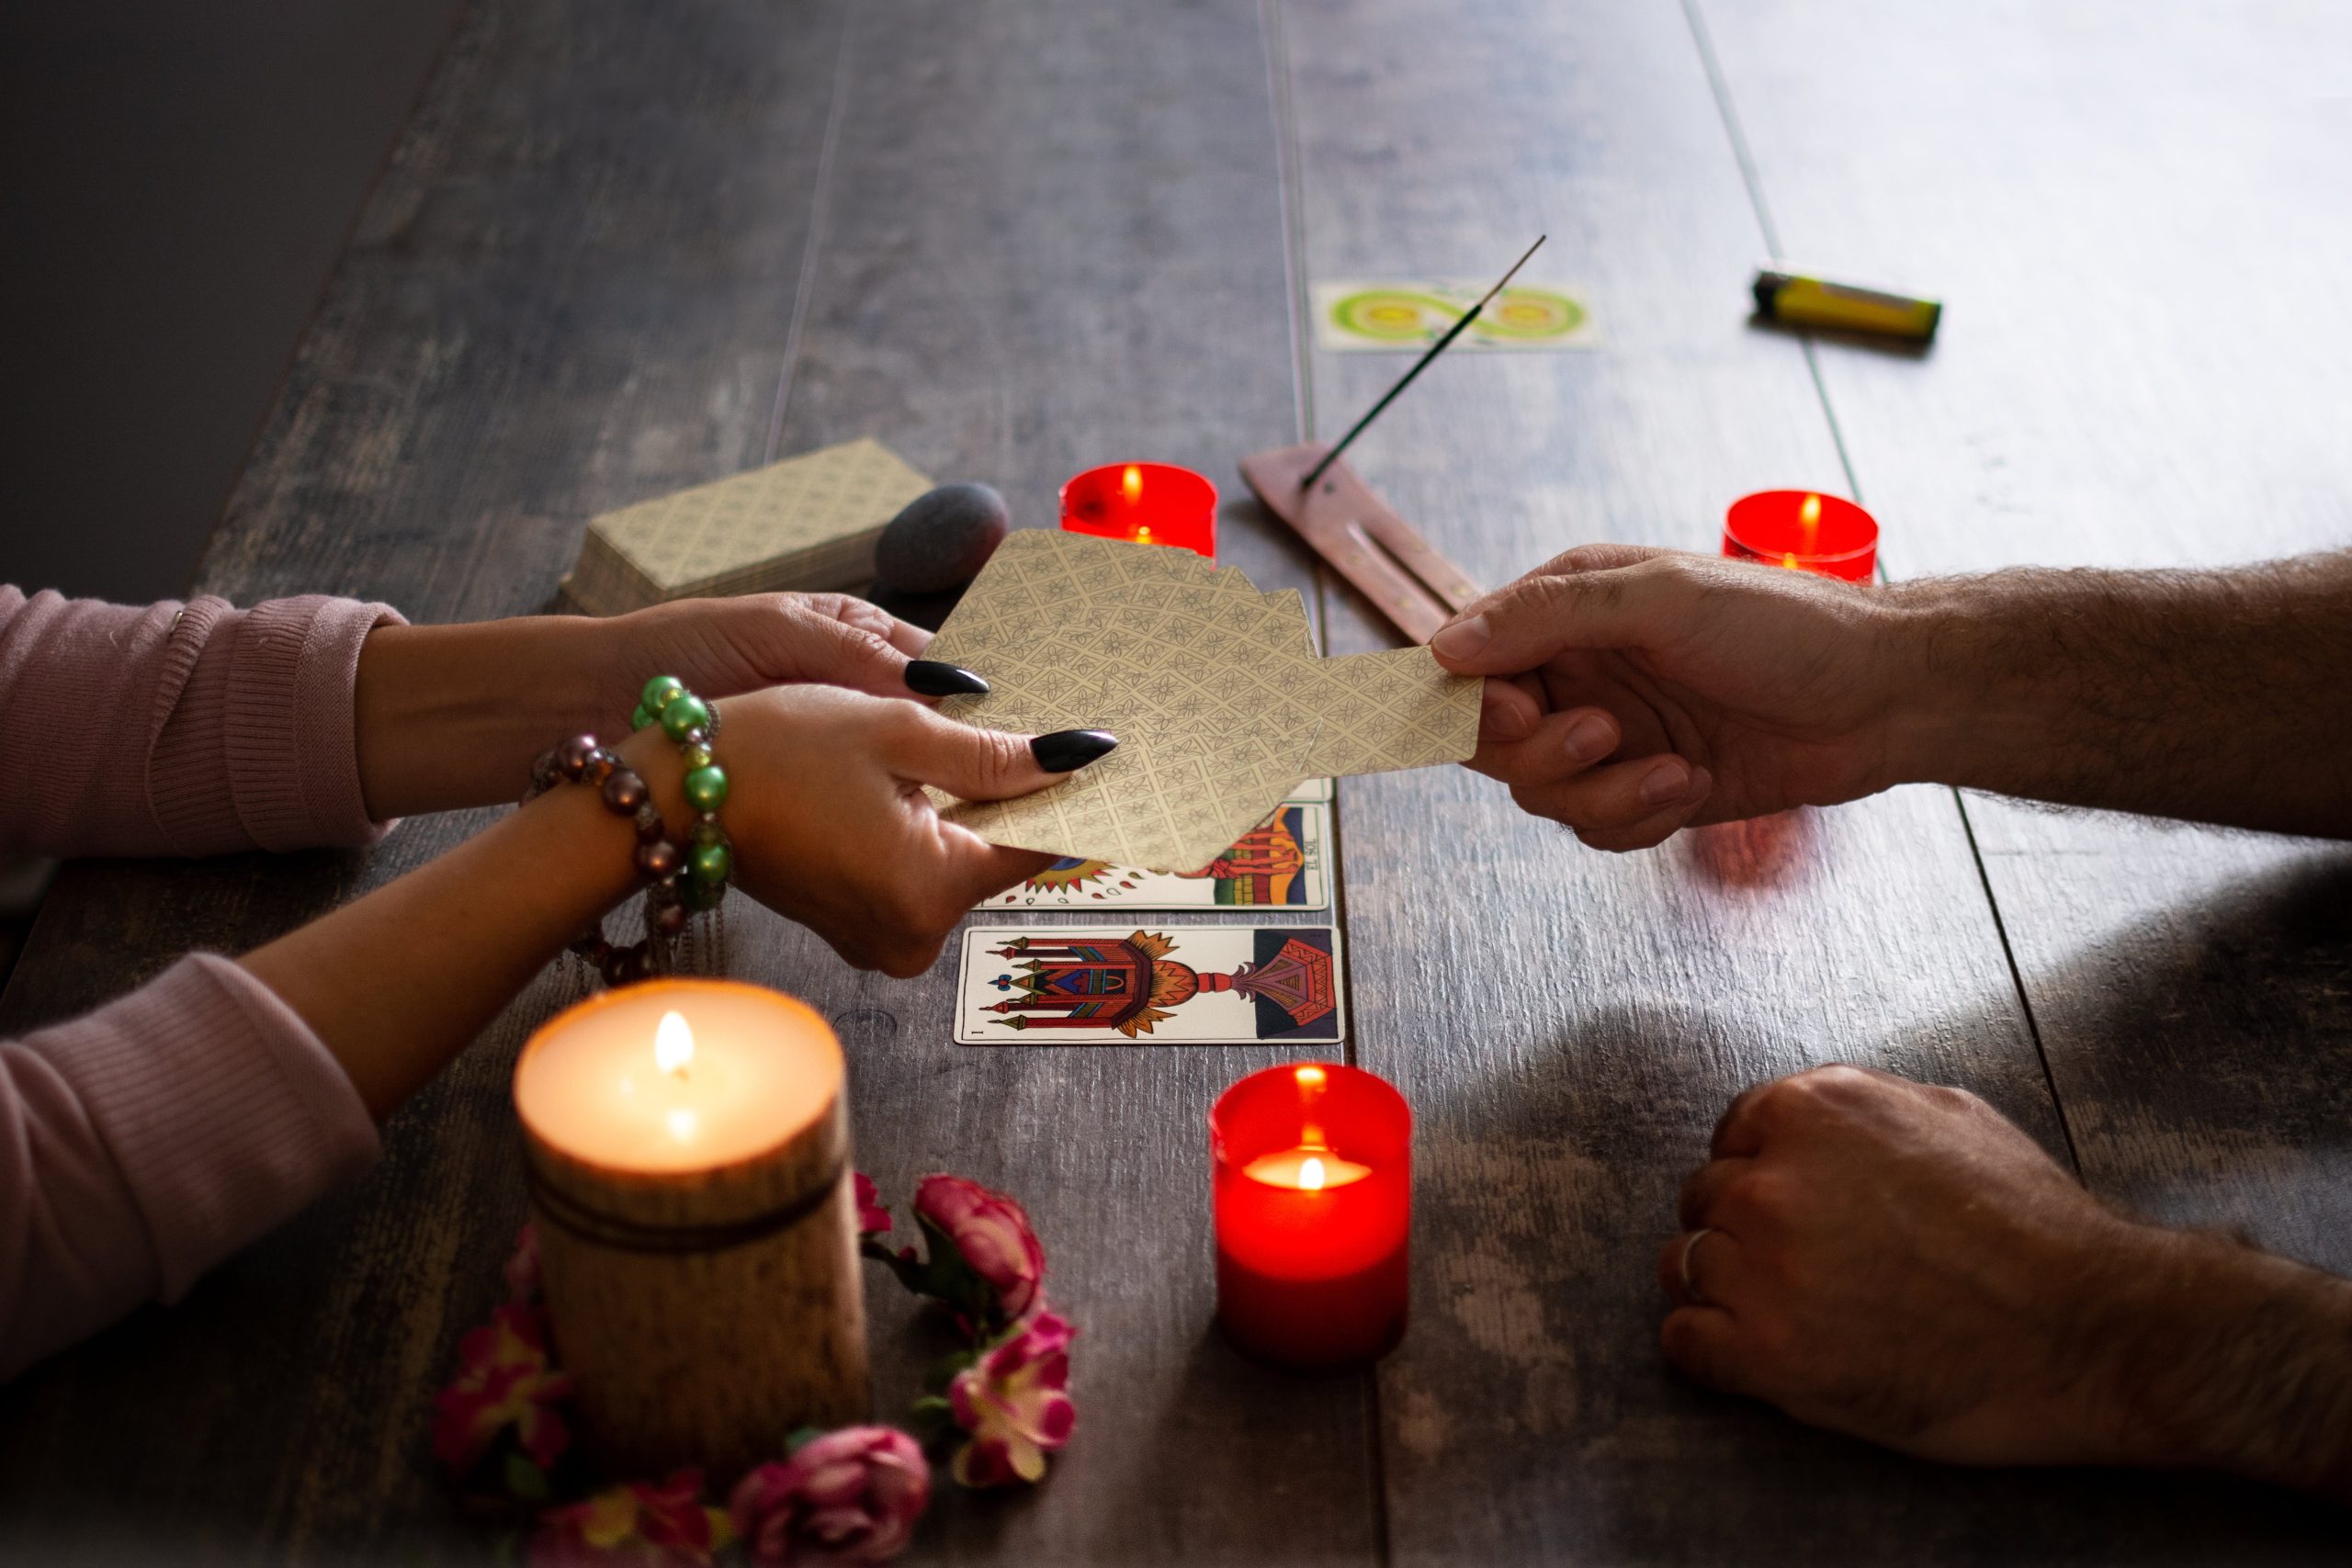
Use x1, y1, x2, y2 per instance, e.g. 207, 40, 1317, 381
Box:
666, 1107, 697, 1143
1799, 492, 1822, 556
1296, 1064, 1328, 1145
1299, 1156, 1327, 1191
1121, 464, 1142, 503
654, 1010, 695, 1077
1136, 524, 1152, 541
1780, 552, 1800, 570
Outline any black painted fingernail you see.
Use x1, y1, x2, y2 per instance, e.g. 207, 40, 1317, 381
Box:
905, 660, 989, 696
1031, 729, 1119, 773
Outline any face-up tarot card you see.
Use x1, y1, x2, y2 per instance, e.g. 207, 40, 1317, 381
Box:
954, 924, 1347, 1045
978, 802, 1332, 912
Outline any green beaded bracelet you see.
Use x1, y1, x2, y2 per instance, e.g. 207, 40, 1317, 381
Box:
636, 674, 733, 910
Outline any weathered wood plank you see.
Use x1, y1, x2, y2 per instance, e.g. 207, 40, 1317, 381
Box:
762, 0, 1375, 1559
0, 0, 1376, 1562
1267, 0, 2165, 1559
1698, 0, 2352, 1332
0, 0, 850, 1558
1690, 0, 2352, 1552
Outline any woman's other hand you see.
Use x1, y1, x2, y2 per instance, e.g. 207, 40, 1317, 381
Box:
625, 685, 1114, 977
602, 592, 935, 718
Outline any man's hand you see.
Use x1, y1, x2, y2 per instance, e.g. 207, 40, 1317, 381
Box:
1663, 1065, 2352, 1496
1438, 545, 2352, 845
1430, 547, 1905, 850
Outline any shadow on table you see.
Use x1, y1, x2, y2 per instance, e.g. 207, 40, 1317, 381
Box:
0, 841, 2345, 1562
1383, 845, 2352, 1564
887, 1301, 1381, 1563
1993, 844, 2352, 1271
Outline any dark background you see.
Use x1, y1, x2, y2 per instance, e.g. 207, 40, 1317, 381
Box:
0, 0, 463, 604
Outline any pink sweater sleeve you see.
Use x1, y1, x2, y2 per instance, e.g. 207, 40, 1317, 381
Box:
0, 584, 403, 1374
0, 953, 379, 1378
0, 584, 406, 857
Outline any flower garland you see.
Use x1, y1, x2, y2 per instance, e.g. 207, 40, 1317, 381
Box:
435, 1173, 1075, 1566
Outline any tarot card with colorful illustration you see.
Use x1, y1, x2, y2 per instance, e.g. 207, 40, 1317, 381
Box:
978, 803, 1332, 911
954, 924, 1346, 1045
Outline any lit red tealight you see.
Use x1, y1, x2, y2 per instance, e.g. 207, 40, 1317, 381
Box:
1723, 490, 1878, 581
1060, 461, 1217, 558
1211, 1062, 1410, 1370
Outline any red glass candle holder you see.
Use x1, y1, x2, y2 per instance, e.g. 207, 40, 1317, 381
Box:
1059, 461, 1217, 558
1723, 490, 1878, 581
1211, 1062, 1410, 1371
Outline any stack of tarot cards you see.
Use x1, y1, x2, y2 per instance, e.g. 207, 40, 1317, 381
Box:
561, 438, 933, 615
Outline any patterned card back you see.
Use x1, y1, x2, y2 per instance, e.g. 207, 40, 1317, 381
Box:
923, 530, 1476, 870
561, 438, 932, 614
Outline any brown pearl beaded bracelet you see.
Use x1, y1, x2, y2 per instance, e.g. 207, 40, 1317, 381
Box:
525, 733, 690, 987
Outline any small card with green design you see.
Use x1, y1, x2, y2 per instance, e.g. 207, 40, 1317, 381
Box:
1309, 277, 1597, 352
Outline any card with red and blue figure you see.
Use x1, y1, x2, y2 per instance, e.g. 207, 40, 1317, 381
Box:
953, 924, 1346, 1045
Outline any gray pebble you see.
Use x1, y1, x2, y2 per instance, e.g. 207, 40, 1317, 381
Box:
873, 483, 1010, 595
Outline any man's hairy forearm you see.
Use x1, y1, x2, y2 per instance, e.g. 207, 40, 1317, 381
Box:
2096, 1228, 2352, 1499
1880, 552, 2352, 836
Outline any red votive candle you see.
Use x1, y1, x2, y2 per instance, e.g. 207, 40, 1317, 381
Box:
1060, 461, 1217, 558
1723, 490, 1879, 581
1211, 1062, 1410, 1370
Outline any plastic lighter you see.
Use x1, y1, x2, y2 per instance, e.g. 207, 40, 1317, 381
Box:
1752, 265, 1941, 343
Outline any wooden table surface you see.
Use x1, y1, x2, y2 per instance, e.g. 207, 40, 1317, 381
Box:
4, 1, 2347, 1560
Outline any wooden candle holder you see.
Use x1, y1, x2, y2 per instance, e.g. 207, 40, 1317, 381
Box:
1238, 442, 1481, 646
517, 987, 868, 1483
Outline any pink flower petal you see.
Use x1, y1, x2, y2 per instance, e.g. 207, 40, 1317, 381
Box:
952, 1437, 1014, 1490
947, 1371, 981, 1428
798, 1460, 866, 1508
1034, 1392, 1077, 1447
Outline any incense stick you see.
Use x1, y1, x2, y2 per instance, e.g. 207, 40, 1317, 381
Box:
1299, 234, 1546, 491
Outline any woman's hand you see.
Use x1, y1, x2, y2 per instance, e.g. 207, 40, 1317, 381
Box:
625, 685, 1111, 977
596, 593, 934, 723
356, 593, 979, 819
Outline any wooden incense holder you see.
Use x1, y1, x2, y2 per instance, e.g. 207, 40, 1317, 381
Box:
521, 1053, 867, 1483
1238, 442, 1482, 645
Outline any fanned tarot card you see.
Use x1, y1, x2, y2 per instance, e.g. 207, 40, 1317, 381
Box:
923, 531, 1476, 871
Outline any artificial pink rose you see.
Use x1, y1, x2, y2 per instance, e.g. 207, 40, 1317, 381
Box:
913, 1174, 1044, 1323
853, 1173, 892, 1238
433, 1303, 573, 1473
505, 1221, 543, 1302
729, 1427, 930, 1566
946, 1310, 1077, 1488
529, 1470, 731, 1568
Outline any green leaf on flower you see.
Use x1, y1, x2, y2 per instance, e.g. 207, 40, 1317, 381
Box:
784, 1426, 823, 1453
910, 1213, 1001, 1334
503, 1452, 549, 1503
906, 1394, 958, 1449
860, 1236, 935, 1299
921, 1348, 980, 1394
861, 1211, 1006, 1339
